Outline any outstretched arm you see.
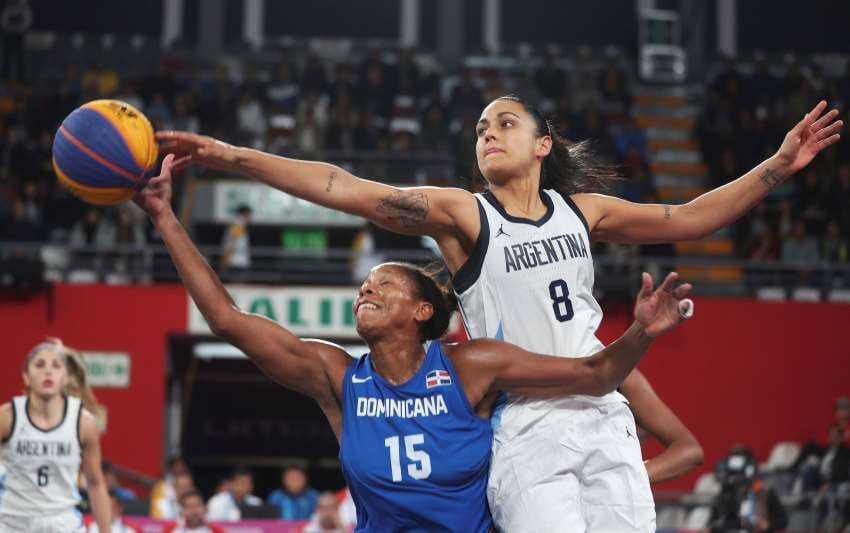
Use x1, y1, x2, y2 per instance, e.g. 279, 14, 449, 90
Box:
134, 155, 350, 403
576, 100, 842, 243
620, 369, 703, 484
156, 132, 479, 247
453, 272, 694, 406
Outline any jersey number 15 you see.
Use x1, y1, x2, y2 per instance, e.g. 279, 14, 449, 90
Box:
384, 434, 432, 482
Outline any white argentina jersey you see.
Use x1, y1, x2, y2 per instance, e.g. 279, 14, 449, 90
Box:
0, 395, 83, 516
454, 189, 626, 443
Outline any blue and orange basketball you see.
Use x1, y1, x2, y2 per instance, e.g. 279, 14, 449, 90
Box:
52, 99, 159, 205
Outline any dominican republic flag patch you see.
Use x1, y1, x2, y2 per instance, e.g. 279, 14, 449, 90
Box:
426, 370, 452, 388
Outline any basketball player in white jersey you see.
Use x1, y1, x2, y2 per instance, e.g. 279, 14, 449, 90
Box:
159, 95, 840, 531
0, 339, 111, 532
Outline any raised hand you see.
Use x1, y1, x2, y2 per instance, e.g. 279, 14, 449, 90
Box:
156, 131, 240, 173
775, 100, 843, 174
633, 272, 694, 338
133, 153, 188, 219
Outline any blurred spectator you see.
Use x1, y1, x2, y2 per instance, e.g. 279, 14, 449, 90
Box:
236, 88, 267, 149
2, 198, 45, 242
267, 466, 319, 521
101, 462, 137, 502
220, 205, 252, 282
449, 69, 483, 119
82, 63, 120, 99
709, 447, 787, 533
0, 0, 31, 81
86, 489, 140, 533
822, 221, 848, 262
150, 456, 190, 519
781, 220, 818, 266
301, 53, 328, 95
145, 93, 174, 130
163, 490, 225, 533
302, 492, 345, 533
70, 208, 115, 249
598, 57, 631, 114
419, 104, 451, 152
336, 488, 357, 532
534, 50, 566, 104
207, 467, 262, 521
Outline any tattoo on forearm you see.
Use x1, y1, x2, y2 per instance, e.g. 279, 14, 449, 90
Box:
375, 191, 430, 227
760, 168, 783, 190
325, 171, 337, 192
663, 205, 672, 220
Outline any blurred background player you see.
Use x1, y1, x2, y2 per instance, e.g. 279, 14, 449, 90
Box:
0, 338, 111, 532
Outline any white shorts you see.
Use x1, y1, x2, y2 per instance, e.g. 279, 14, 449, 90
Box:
487, 400, 655, 533
0, 509, 84, 533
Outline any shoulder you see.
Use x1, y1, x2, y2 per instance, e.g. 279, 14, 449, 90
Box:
79, 408, 101, 444
445, 339, 506, 366
568, 192, 613, 227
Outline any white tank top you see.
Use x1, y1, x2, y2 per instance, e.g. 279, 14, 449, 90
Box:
0, 395, 83, 516
454, 190, 626, 444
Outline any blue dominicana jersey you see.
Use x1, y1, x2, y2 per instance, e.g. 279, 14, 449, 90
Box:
339, 341, 493, 532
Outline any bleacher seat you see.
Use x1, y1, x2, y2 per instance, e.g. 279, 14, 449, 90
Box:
791, 287, 821, 302
656, 505, 687, 529
683, 505, 712, 530
763, 441, 801, 472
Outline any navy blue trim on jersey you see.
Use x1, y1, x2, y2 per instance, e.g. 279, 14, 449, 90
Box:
556, 190, 590, 236
1, 399, 16, 443
452, 198, 489, 294
76, 401, 84, 448
25, 394, 69, 433
482, 190, 555, 227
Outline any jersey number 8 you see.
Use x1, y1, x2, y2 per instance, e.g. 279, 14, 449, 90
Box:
548, 279, 574, 322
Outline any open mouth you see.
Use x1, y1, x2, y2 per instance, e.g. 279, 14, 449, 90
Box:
356, 302, 380, 316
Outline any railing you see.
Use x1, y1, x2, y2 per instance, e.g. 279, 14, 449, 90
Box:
2, 241, 849, 298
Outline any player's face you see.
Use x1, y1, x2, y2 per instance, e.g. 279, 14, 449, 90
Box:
475, 99, 549, 185
354, 264, 431, 340
23, 349, 68, 398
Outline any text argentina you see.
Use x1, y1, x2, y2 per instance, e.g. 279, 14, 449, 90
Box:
504, 233, 588, 272
16, 440, 74, 457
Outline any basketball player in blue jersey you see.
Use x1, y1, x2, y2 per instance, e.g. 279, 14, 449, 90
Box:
0, 339, 111, 533
159, 97, 839, 531
136, 155, 695, 532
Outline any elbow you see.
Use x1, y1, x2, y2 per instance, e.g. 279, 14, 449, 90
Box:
685, 439, 705, 468
206, 306, 239, 339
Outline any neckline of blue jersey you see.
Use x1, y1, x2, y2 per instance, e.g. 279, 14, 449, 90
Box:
365, 341, 434, 390
482, 189, 555, 227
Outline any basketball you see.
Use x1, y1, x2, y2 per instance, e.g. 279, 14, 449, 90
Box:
52, 99, 159, 205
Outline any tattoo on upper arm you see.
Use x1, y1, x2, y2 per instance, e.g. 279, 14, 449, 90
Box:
325, 171, 337, 192
760, 168, 783, 190
663, 205, 672, 220
375, 191, 430, 227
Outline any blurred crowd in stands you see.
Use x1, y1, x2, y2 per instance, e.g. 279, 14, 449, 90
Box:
0, 37, 848, 286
